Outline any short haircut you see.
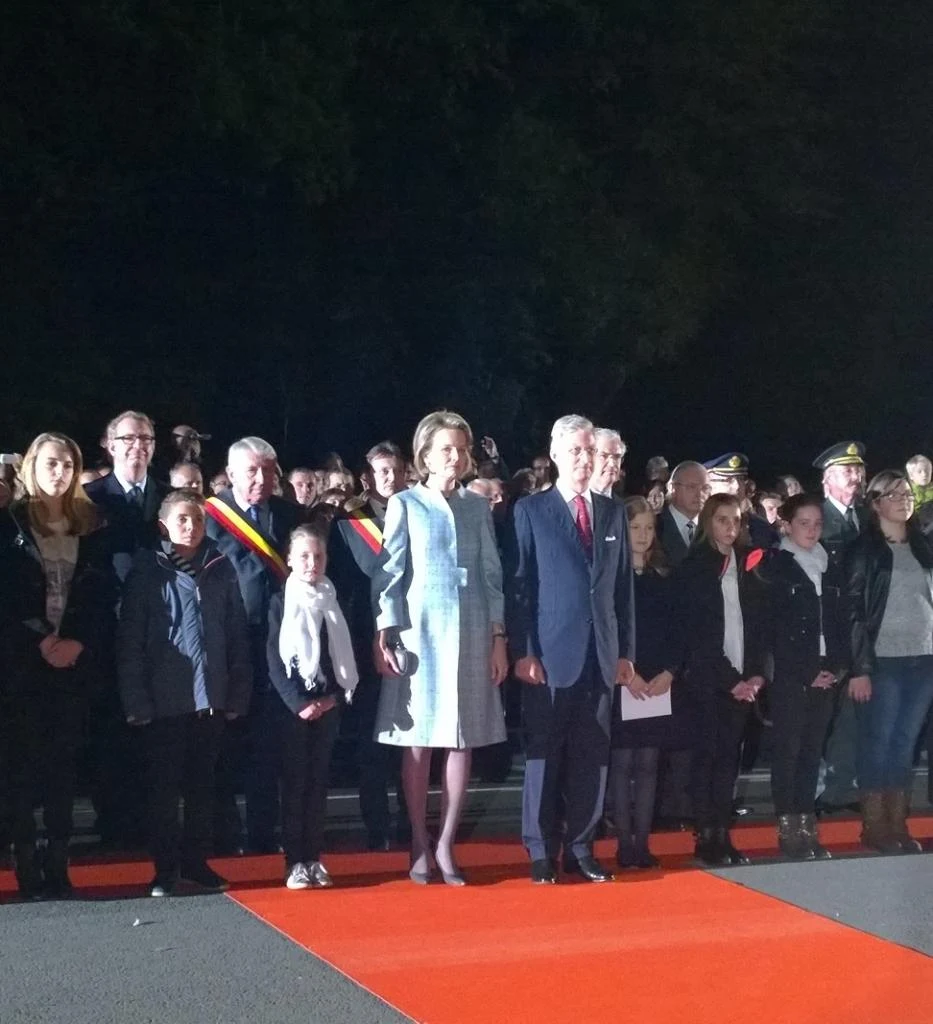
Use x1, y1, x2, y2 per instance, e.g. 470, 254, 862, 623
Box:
106, 410, 155, 440
159, 488, 205, 519
594, 427, 628, 457
289, 522, 329, 549
228, 436, 277, 464
645, 455, 669, 478
667, 460, 707, 494
288, 466, 314, 479
412, 411, 474, 480
550, 414, 594, 446
907, 454, 931, 471
777, 493, 823, 524
365, 440, 405, 466
169, 462, 203, 479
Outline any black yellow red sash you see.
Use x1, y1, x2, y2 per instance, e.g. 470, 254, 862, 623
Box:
205, 497, 288, 582
345, 508, 383, 555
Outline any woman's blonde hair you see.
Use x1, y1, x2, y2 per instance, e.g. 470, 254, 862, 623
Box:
19, 432, 96, 537
411, 410, 474, 481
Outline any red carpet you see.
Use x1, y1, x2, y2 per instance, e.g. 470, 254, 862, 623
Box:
3, 819, 932, 1023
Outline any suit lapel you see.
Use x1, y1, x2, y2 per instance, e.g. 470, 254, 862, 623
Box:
546, 487, 586, 557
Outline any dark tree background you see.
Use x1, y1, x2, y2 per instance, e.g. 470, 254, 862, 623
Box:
3, 1, 932, 480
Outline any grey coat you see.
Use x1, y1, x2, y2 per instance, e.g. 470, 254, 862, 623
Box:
374, 484, 506, 748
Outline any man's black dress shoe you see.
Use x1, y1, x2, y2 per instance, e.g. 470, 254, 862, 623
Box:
563, 855, 613, 882
530, 859, 557, 884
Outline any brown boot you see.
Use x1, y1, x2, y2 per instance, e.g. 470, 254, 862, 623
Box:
860, 790, 901, 853
884, 789, 922, 853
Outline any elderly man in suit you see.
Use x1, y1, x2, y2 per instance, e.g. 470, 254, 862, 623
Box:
814, 441, 868, 815
206, 436, 303, 853
511, 414, 635, 884
590, 428, 627, 499
658, 460, 710, 568
85, 409, 168, 848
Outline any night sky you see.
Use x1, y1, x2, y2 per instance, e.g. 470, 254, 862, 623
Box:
4, 2, 933, 486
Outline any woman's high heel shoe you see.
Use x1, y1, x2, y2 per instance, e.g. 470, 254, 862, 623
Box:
408, 847, 434, 885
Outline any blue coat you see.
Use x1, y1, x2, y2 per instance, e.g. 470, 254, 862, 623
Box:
116, 541, 253, 721
509, 487, 635, 688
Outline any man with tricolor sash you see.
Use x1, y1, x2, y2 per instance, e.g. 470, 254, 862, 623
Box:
329, 440, 410, 849
206, 436, 303, 853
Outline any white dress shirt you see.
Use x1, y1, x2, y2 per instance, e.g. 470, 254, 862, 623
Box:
720, 549, 745, 674
113, 472, 148, 497
554, 478, 593, 524
668, 504, 697, 547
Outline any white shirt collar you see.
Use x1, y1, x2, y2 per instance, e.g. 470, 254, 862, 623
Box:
232, 491, 266, 518
114, 473, 147, 496
554, 477, 593, 514
827, 495, 853, 517
668, 503, 696, 533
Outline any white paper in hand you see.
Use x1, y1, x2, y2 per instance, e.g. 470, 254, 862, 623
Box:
619, 688, 672, 721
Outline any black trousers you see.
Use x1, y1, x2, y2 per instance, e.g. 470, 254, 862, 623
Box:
690, 696, 750, 829
770, 682, 835, 814
7, 664, 86, 845
521, 650, 611, 862
281, 706, 340, 865
145, 713, 225, 875
354, 674, 407, 842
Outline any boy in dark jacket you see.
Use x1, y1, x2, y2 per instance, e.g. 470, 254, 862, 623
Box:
117, 489, 252, 896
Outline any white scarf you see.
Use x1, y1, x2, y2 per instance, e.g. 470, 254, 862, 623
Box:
278, 573, 358, 700
780, 537, 828, 596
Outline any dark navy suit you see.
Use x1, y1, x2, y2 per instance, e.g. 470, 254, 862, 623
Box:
84, 471, 166, 846
510, 486, 635, 861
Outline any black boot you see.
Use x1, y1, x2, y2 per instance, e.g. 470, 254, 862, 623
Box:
694, 826, 728, 866
14, 843, 44, 900
43, 840, 74, 898
715, 827, 749, 865
777, 814, 811, 860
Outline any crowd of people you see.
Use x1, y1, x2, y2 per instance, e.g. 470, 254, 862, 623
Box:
1, 408, 932, 900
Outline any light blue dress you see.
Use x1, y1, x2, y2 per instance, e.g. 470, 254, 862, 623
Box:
374, 484, 506, 748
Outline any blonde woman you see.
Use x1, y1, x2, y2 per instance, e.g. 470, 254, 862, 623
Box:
375, 411, 508, 885
0, 433, 115, 898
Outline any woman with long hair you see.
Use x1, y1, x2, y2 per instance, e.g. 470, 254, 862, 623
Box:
676, 493, 765, 866
756, 494, 847, 859
609, 497, 682, 869
375, 411, 508, 885
0, 433, 115, 898
845, 469, 933, 853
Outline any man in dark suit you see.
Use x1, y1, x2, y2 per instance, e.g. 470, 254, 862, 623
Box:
510, 414, 635, 884
206, 435, 303, 853
813, 441, 868, 814
85, 410, 168, 847
657, 460, 710, 568
654, 459, 711, 828
328, 440, 410, 850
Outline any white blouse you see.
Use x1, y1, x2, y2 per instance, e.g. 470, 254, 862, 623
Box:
720, 549, 745, 675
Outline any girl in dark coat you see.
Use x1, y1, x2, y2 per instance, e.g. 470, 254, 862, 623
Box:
610, 498, 682, 868
675, 493, 765, 866
756, 495, 847, 859
0, 433, 115, 898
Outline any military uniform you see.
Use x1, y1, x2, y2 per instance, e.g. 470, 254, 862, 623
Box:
703, 453, 777, 549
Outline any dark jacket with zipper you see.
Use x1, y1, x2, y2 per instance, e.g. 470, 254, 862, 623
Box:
673, 544, 766, 700
756, 547, 848, 688
0, 503, 117, 695
844, 524, 933, 676
116, 541, 253, 721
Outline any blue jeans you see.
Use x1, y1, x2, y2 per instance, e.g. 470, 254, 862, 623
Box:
855, 655, 933, 790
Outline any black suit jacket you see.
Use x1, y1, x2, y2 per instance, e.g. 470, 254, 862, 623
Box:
510, 486, 635, 688
821, 499, 869, 571
204, 489, 301, 629
657, 506, 691, 567
85, 472, 167, 583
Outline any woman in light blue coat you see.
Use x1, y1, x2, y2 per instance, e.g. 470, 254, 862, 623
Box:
376, 411, 508, 885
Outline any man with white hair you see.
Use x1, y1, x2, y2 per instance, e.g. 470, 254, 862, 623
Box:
590, 428, 627, 499
658, 460, 710, 568
206, 436, 302, 853
510, 414, 635, 884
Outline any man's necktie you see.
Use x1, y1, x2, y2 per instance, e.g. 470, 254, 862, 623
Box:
248, 505, 260, 526
128, 485, 143, 509
686, 520, 695, 545
572, 494, 593, 561
845, 506, 858, 535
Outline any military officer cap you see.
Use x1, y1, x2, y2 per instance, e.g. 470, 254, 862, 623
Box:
703, 452, 749, 477
812, 441, 865, 471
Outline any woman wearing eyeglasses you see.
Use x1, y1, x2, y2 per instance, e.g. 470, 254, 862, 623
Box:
845, 469, 933, 853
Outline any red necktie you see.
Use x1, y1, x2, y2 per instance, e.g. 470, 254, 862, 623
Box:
572, 494, 593, 560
